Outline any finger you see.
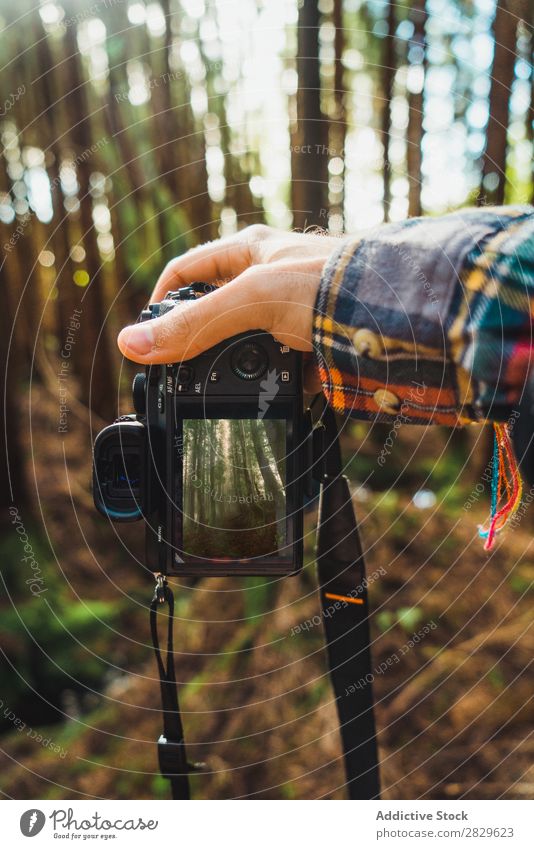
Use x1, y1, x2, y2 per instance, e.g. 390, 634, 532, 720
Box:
118, 272, 271, 364
150, 231, 258, 303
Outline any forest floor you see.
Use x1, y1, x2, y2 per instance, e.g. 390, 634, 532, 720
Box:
1, 385, 533, 800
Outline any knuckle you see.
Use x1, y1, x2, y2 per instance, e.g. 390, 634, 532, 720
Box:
239, 267, 266, 299
242, 223, 270, 245
238, 269, 275, 328
155, 304, 197, 357
162, 258, 180, 279
239, 266, 258, 285
174, 307, 198, 353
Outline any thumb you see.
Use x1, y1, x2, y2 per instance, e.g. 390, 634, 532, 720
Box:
117, 274, 269, 364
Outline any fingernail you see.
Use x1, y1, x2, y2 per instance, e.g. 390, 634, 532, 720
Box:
118, 323, 155, 356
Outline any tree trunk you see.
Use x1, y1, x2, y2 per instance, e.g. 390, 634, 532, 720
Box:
35, 23, 80, 343
250, 425, 284, 513
0, 227, 31, 518
291, 0, 329, 230
479, 0, 519, 205
381, 1, 397, 222
329, 0, 347, 231
63, 26, 116, 421
406, 0, 428, 217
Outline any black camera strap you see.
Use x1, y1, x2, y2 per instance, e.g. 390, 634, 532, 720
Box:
316, 405, 381, 799
150, 405, 380, 800
149, 575, 204, 800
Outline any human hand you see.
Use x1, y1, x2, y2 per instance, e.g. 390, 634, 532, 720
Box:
117, 224, 339, 388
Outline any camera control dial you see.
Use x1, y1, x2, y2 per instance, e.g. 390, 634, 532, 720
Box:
231, 342, 269, 381
132, 373, 147, 415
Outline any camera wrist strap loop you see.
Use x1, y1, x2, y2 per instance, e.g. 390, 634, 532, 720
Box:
148, 405, 380, 801
150, 574, 204, 800
317, 405, 381, 800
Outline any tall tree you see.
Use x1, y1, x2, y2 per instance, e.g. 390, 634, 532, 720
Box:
330, 0, 347, 230
250, 424, 284, 520
62, 25, 116, 421
36, 21, 79, 341
406, 0, 428, 217
0, 237, 31, 517
158, 0, 215, 244
381, 0, 397, 222
479, 0, 519, 205
291, 0, 329, 229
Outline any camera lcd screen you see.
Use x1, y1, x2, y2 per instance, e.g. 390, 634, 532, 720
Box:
181, 418, 288, 560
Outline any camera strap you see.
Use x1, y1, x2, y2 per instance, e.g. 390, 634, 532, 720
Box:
316, 405, 381, 799
149, 405, 380, 800
149, 575, 204, 800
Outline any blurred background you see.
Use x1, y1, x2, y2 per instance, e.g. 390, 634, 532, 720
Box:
0, 0, 533, 800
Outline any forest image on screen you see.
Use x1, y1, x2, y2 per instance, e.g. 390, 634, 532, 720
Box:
182, 419, 287, 560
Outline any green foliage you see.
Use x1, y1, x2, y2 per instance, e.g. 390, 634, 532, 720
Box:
396, 606, 424, 632
280, 781, 298, 799
376, 610, 395, 632
508, 564, 534, 595
376, 606, 425, 633
487, 666, 506, 693
243, 578, 273, 621
0, 530, 121, 728
151, 773, 171, 799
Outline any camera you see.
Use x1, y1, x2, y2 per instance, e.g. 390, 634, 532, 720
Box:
92, 284, 305, 576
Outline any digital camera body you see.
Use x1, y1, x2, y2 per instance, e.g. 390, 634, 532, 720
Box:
93, 285, 304, 577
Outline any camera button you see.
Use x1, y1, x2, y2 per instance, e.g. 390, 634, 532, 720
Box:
209, 371, 221, 383
281, 370, 291, 383
132, 373, 147, 415
231, 341, 268, 381
176, 365, 194, 391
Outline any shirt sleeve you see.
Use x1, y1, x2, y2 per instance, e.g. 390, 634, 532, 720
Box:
312, 206, 534, 426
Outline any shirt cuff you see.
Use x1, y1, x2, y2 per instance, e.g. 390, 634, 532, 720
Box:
312, 209, 533, 425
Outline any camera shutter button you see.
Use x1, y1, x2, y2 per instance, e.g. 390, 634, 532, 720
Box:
132, 373, 147, 415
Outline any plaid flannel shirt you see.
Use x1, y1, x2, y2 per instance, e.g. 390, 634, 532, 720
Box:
313, 206, 534, 426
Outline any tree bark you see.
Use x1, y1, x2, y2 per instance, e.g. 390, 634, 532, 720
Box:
479, 0, 519, 205
330, 0, 347, 230
406, 0, 428, 217
63, 26, 116, 421
291, 0, 329, 229
0, 228, 31, 517
381, 1, 397, 222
